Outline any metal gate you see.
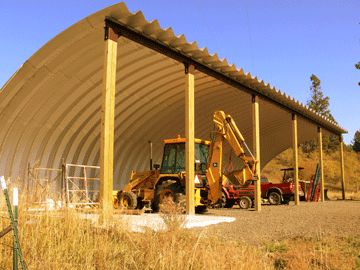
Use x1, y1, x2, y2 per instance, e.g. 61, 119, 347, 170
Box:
64, 164, 100, 207
27, 163, 63, 208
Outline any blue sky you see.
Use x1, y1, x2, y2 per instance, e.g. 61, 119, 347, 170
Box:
0, 1, 359, 143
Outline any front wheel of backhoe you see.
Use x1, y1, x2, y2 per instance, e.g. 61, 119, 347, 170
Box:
152, 181, 184, 212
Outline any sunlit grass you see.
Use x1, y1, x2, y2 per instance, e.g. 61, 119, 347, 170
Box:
1, 148, 359, 269
1, 199, 359, 269
0, 207, 271, 270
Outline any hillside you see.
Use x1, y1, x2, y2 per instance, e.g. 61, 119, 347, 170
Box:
263, 146, 360, 197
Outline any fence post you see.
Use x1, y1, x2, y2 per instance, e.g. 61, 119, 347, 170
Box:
61, 159, 65, 204
1, 177, 27, 270
26, 163, 30, 208
13, 188, 19, 270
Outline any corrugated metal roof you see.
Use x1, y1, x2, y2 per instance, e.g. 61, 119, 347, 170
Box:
0, 3, 346, 188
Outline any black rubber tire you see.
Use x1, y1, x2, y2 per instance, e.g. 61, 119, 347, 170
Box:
220, 192, 227, 207
238, 196, 252, 209
268, 191, 282, 205
195, 205, 208, 214
118, 191, 138, 209
152, 181, 184, 212
221, 191, 235, 208
282, 196, 292, 204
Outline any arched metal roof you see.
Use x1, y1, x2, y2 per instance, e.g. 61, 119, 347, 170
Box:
0, 3, 346, 188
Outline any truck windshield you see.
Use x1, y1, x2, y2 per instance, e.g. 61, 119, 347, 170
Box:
160, 142, 209, 174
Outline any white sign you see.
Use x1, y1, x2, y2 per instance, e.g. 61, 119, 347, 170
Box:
13, 188, 18, 206
0, 176, 6, 190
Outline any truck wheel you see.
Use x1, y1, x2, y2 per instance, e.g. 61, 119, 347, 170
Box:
118, 191, 138, 209
268, 191, 281, 205
238, 196, 251, 209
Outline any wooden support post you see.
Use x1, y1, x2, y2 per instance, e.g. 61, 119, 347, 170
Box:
292, 114, 300, 205
318, 127, 325, 202
100, 25, 119, 219
185, 64, 195, 215
339, 136, 346, 200
252, 95, 261, 212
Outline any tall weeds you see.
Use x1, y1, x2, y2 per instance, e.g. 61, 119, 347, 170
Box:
1, 203, 359, 269
0, 207, 271, 270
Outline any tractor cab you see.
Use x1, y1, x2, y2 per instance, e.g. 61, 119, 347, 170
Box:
160, 136, 210, 177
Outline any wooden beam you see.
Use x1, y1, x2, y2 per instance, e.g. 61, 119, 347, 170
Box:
340, 136, 346, 200
100, 26, 118, 219
292, 114, 300, 205
185, 64, 195, 215
252, 95, 261, 212
318, 127, 325, 202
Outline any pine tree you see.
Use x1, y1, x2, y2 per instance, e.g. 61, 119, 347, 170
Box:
352, 130, 360, 152
356, 62, 360, 86
307, 74, 335, 121
301, 74, 338, 153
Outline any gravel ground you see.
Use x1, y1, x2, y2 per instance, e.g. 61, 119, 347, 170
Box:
204, 200, 360, 245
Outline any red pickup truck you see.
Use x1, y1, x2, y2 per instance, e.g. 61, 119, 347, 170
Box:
222, 173, 305, 209
258, 177, 303, 205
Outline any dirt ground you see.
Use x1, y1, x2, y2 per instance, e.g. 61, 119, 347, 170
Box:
204, 200, 360, 245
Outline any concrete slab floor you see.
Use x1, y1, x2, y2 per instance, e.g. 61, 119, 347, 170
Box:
78, 213, 236, 232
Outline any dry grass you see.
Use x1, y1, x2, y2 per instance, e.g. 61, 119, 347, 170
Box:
0, 206, 272, 270
264, 235, 360, 270
326, 190, 360, 201
1, 196, 359, 269
1, 208, 359, 269
159, 197, 186, 232
0, 148, 358, 269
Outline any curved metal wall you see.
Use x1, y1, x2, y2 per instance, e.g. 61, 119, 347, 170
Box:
0, 3, 345, 189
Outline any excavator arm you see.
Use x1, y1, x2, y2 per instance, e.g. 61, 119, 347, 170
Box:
206, 111, 257, 203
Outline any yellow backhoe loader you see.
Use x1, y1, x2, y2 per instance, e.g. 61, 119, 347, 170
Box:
113, 111, 257, 213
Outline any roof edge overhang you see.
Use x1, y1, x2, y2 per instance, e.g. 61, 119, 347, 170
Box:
105, 15, 346, 136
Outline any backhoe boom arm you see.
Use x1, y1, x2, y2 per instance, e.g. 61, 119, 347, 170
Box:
206, 111, 257, 203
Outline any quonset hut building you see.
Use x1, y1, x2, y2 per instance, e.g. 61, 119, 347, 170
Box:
0, 3, 346, 213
